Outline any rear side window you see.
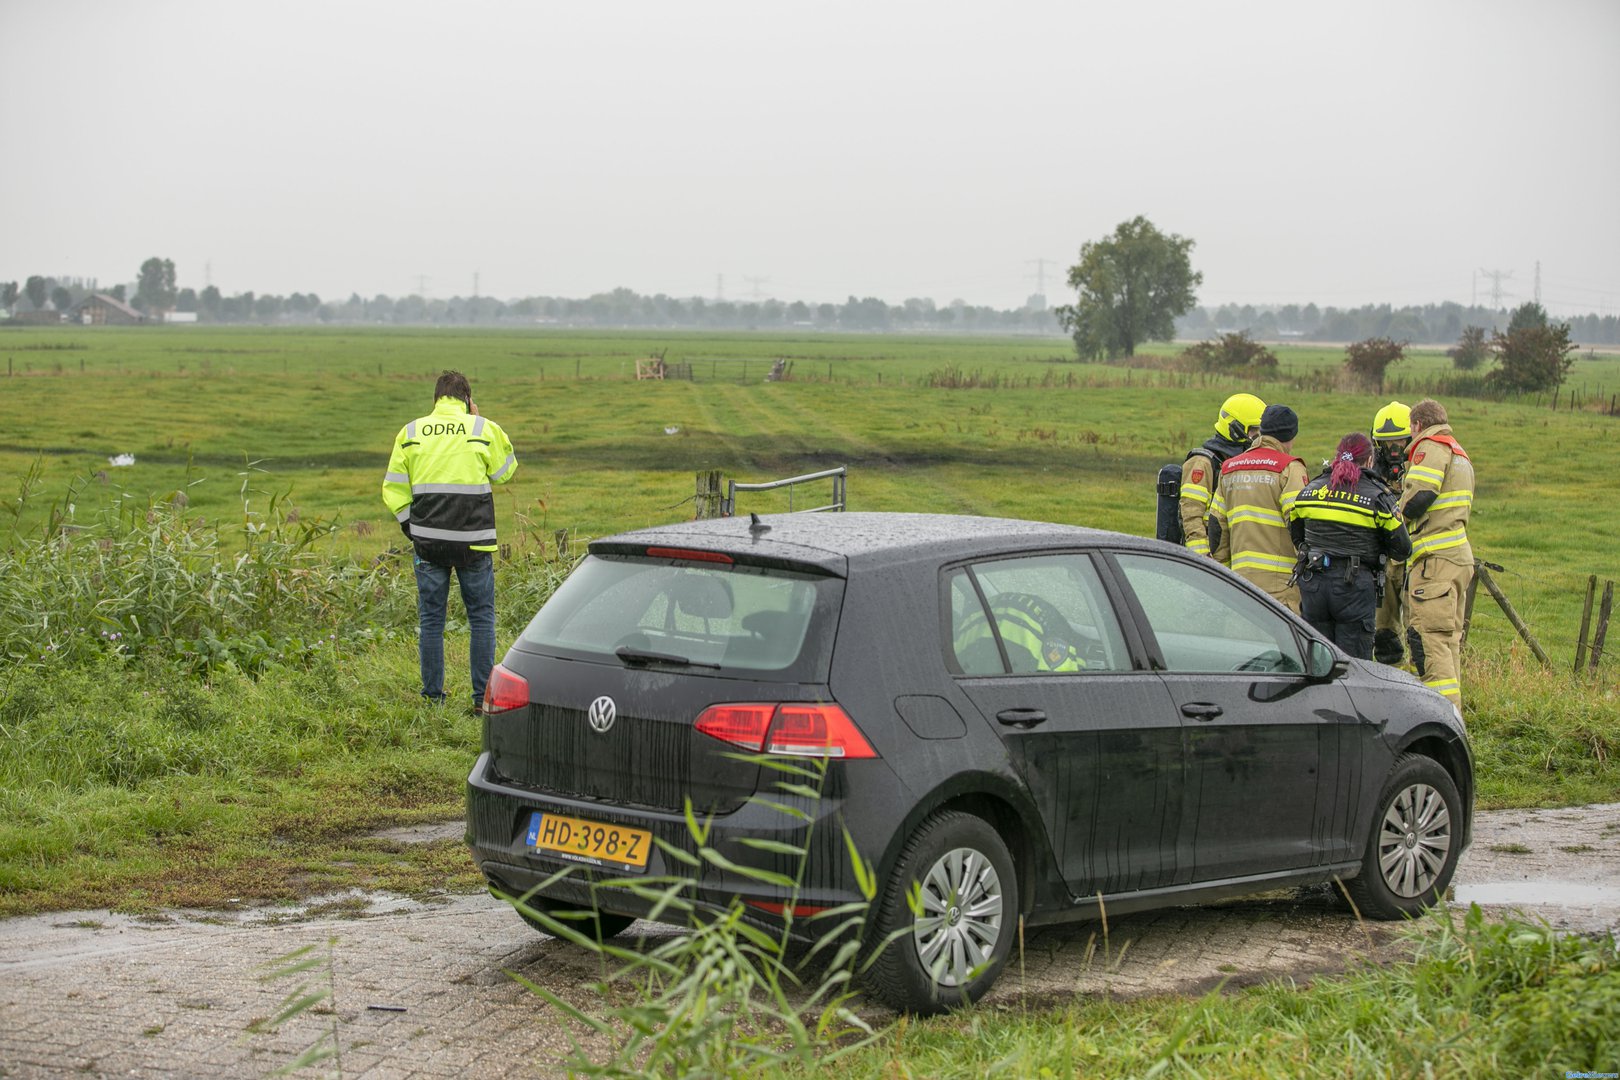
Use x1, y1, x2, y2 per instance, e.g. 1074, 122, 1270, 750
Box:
947, 554, 1130, 675
517, 555, 840, 678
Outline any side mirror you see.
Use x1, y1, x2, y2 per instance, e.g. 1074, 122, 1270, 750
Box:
1307, 639, 1349, 681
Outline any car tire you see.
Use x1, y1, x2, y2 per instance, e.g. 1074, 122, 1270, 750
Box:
514, 895, 636, 943
1346, 753, 1462, 920
863, 810, 1018, 1015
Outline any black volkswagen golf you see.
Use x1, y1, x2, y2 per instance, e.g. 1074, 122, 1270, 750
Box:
466, 512, 1472, 1013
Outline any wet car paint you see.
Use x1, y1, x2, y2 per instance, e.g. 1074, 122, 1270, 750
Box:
466, 512, 1472, 938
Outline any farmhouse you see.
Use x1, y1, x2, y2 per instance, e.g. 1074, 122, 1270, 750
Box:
70, 293, 147, 326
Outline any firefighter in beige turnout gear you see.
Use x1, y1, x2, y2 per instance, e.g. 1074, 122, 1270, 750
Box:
1400, 398, 1474, 709
1180, 393, 1266, 557
1370, 401, 1414, 666
1211, 404, 1308, 613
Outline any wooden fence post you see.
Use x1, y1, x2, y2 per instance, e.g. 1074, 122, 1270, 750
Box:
1589, 581, 1614, 676
1575, 574, 1597, 674
694, 470, 724, 519
1477, 563, 1552, 667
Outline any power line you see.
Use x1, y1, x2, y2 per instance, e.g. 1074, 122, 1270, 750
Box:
1478, 268, 1513, 310
1025, 257, 1060, 297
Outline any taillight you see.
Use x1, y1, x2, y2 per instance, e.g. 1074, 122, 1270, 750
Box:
483, 664, 529, 713
694, 702, 877, 759
693, 704, 776, 749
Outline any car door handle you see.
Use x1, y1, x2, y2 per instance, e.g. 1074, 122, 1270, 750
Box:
1180, 702, 1224, 721
996, 708, 1047, 729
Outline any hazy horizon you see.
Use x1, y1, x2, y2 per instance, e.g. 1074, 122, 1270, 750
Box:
4, 0, 1617, 317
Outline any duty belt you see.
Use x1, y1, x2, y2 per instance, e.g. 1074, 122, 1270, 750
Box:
1306, 551, 1373, 580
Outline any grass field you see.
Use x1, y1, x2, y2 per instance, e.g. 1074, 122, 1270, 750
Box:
4, 324, 1617, 662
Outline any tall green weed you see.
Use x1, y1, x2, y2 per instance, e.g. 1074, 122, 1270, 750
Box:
0, 458, 411, 673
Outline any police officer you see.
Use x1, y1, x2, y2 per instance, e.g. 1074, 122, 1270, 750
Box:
953, 592, 1084, 673
1289, 433, 1411, 659
1401, 398, 1475, 709
382, 370, 519, 709
1211, 404, 1309, 612
1179, 393, 1266, 557
1370, 401, 1414, 665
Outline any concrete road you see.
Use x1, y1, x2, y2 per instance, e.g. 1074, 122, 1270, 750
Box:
2, 804, 1615, 1079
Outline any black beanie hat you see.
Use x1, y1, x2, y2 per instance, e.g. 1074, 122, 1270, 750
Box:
1260, 404, 1298, 442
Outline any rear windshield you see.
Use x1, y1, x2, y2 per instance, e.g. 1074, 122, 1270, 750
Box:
516, 555, 842, 679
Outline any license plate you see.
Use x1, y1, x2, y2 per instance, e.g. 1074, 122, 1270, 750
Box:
525, 811, 652, 873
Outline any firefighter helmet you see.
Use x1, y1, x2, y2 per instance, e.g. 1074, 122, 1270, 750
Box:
1372, 401, 1412, 441
1214, 393, 1267, 443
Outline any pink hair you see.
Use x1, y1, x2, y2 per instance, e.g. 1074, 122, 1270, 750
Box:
1329, 432, 1373, 491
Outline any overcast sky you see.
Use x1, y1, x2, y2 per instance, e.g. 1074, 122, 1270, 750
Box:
4, 0, 1617, 314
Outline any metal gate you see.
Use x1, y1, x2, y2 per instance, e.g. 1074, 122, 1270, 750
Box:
721, 466, 846, 517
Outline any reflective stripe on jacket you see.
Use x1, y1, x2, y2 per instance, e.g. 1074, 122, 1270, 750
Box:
1289, 468, 1411, 564
382, 397, 518, 562
954, 593, 1084, 673
1400, 425, 1473, 566
1178, 435, 1246, 557
1210, 436, 1308, 582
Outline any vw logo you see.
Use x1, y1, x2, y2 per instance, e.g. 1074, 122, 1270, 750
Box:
587, 695, 617, 734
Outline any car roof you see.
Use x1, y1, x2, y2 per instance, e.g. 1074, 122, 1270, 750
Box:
589, 512, 1169, 575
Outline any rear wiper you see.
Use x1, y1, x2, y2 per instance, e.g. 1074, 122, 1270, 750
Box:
614, 646, 721, 669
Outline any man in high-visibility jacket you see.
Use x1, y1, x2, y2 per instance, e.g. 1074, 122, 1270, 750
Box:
953, 592, 1085, 673
1180, 393, 1266, 557
1400, 398, 1474, 709
1211, 404, 1308, 612
382, 370, 519, 709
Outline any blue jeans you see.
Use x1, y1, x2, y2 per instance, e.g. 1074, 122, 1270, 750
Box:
414, 553, 496, 708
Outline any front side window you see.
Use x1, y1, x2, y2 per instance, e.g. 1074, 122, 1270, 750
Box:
948, 554, 1129, 675
1114, 553, 1305, 674
518, 555, 839, 677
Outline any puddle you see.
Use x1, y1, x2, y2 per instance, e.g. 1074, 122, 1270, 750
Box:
1453, 881, 1620, 906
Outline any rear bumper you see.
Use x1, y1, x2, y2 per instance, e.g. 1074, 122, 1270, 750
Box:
465, 752, 870, 923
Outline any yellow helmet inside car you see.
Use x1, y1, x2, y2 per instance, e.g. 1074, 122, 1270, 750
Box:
1215, 393, 1267, 442
1372, 401, 1412, 441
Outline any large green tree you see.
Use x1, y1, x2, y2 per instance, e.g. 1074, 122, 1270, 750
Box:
135, 257, 177, 315
24, 275, 48, 311
1055, 216, 1202, 360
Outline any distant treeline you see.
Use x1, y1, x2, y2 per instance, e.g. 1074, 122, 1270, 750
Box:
7, 274, 1618, 345
1174, 301, 1620, 346
3, 279, 1061, 334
